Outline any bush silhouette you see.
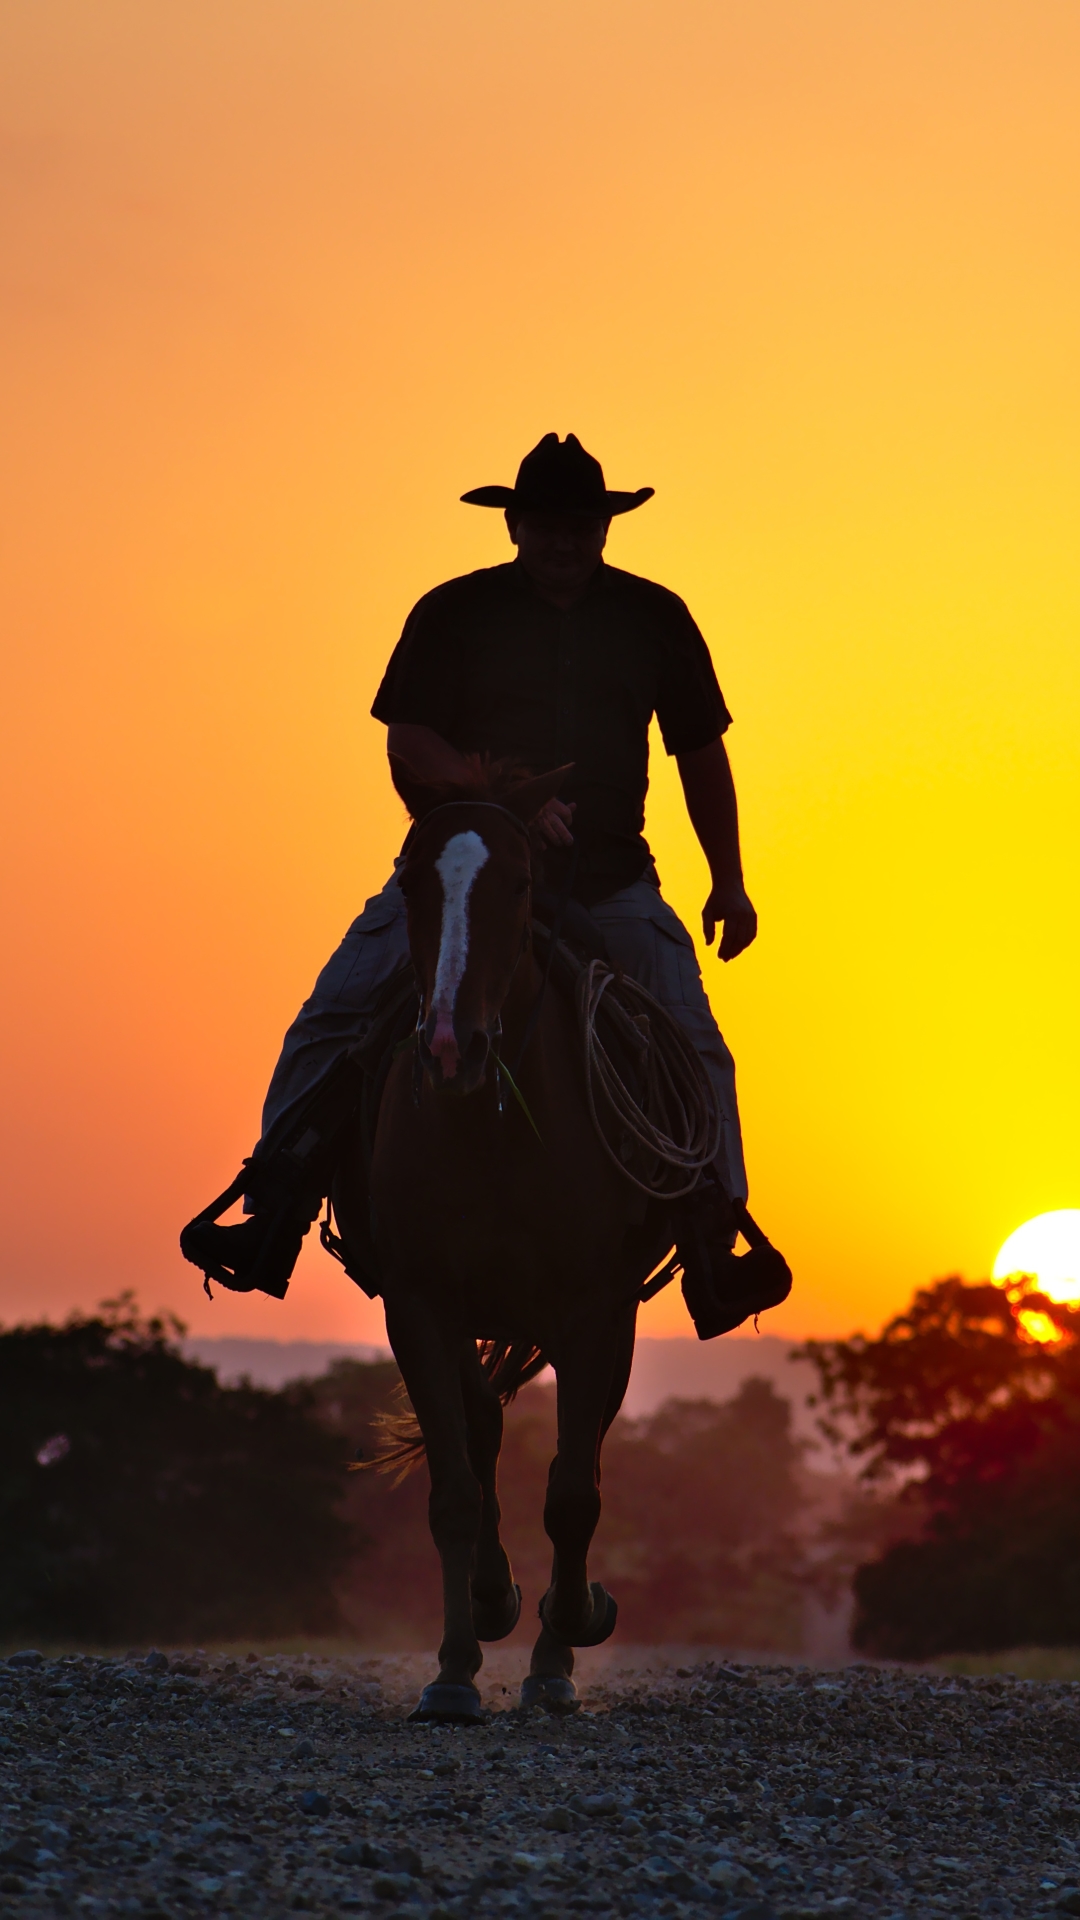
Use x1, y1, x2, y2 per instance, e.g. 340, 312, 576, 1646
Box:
0, 1297, 350, 1644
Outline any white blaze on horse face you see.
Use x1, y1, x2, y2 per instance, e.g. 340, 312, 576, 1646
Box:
430, 830, 490, 1078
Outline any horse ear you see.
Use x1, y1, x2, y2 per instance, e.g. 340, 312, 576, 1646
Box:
389, 754, 440, 821
503, 764, 575, 825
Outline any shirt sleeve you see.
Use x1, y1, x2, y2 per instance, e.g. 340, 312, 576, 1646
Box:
370, 586, 465, 734
654, 596, 732, 755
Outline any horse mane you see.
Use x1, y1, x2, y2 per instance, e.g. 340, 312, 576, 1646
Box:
390, 752, 537, 821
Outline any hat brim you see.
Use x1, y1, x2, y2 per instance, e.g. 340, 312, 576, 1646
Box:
460, 485, 654, 516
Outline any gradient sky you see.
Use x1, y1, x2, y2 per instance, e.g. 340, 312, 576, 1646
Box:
2, 0, 1078, 1347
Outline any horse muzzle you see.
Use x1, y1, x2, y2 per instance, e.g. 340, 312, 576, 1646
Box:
419, 1011, 493, 1095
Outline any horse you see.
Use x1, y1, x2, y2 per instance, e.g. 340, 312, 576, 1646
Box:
335, 760, 671, 1720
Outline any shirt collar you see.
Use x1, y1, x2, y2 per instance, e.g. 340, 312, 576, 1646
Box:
511, 556, 607, 612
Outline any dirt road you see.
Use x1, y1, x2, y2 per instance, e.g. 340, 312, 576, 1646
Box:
2, 1645, 1078, 1918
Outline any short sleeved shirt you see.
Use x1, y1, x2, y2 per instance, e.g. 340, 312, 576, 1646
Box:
371, 558, 731, 904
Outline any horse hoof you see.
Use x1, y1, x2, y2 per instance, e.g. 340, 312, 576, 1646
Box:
520, 1674, 580, 1715
538, 1581, 618, 1649
473, 1581, 522, 1642
407, 1682, 484, 1724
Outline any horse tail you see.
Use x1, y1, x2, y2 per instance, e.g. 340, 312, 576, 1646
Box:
358, 1382, 426, 1484
357, 1339, 549, 1482
479, 1337, 548, 1401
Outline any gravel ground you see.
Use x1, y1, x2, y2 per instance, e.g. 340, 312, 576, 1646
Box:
3, 1645, 1080, 1920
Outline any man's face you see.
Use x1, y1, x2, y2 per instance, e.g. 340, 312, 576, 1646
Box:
507, 510, 609, 601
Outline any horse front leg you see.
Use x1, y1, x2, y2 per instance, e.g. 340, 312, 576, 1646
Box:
383, 1293, 485, 1723
460, 1344, 522, 1642
524, 1301, 636, 1711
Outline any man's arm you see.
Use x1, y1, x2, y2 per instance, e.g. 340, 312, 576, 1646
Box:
676, 737, 757, 961
386, 724, 575, 846
386, 722, 474, 788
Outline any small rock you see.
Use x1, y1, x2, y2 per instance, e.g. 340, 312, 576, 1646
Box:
807, 1792, 839, 1817
293, 1737, 315, 1759
432, 1759, 459, 1777
570, 1791, 618, 1816
664, 1866, 699, 1896
708, 1862, 754, 1893
336, 1840, 389, 1868
539, 1807, 574, 1832
292, 1673, 320, 1691
144, 1651, 169, 1673
298, 1790, 331, 1816
0, 1875, 25, 1895
372, 1873, 415, 1900
0, 1838, 43, 1871
1057, 1895, 1080, 1917
190, 1821, 228, 1843
7, 1650, 43, 1669
389, 1845, 423, 1875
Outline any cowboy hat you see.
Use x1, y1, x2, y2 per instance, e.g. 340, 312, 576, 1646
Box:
461, 433, 654, 517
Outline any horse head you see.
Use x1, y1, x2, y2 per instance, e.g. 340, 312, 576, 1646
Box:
391, 758, 572, 1095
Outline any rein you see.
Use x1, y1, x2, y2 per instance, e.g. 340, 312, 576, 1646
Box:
509, 836, 579, 1077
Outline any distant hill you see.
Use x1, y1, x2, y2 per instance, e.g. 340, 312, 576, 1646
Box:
183, 1333, 821, 1440
182, 1337, 391, 1390
622, 1336, 819, 1438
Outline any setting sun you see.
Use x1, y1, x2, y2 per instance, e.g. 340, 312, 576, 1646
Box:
993, 1211, 1080, 1304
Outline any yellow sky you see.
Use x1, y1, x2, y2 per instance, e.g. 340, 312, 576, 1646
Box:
1, 0, 1078, 1345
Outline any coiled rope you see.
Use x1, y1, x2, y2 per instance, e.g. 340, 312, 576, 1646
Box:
576, 959, 720, 1199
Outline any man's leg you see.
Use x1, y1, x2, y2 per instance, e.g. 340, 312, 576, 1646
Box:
589, 880, 747, 1203
590, 880, 789, 1337
181, 875, 410, 1297
258, 874, 410, 1149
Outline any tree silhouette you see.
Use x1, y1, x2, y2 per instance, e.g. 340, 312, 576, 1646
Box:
799, 1277, 1080, 1657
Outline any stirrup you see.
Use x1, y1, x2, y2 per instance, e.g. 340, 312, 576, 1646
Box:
678, 1199, 792, 1341
180, 1167, 317, 1300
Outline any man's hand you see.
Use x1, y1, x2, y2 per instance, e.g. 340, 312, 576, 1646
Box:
534, 797, 576, 847
677, 739, 756, 959
703, 880, 758, 960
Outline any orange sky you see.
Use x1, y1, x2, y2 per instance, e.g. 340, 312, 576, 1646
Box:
2, 0, 1078, 1347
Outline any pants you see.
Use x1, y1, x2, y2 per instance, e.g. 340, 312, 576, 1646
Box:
260, 873, 748, 1202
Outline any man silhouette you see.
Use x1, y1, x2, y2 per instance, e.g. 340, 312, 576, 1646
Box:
182, 434, 787, 1332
